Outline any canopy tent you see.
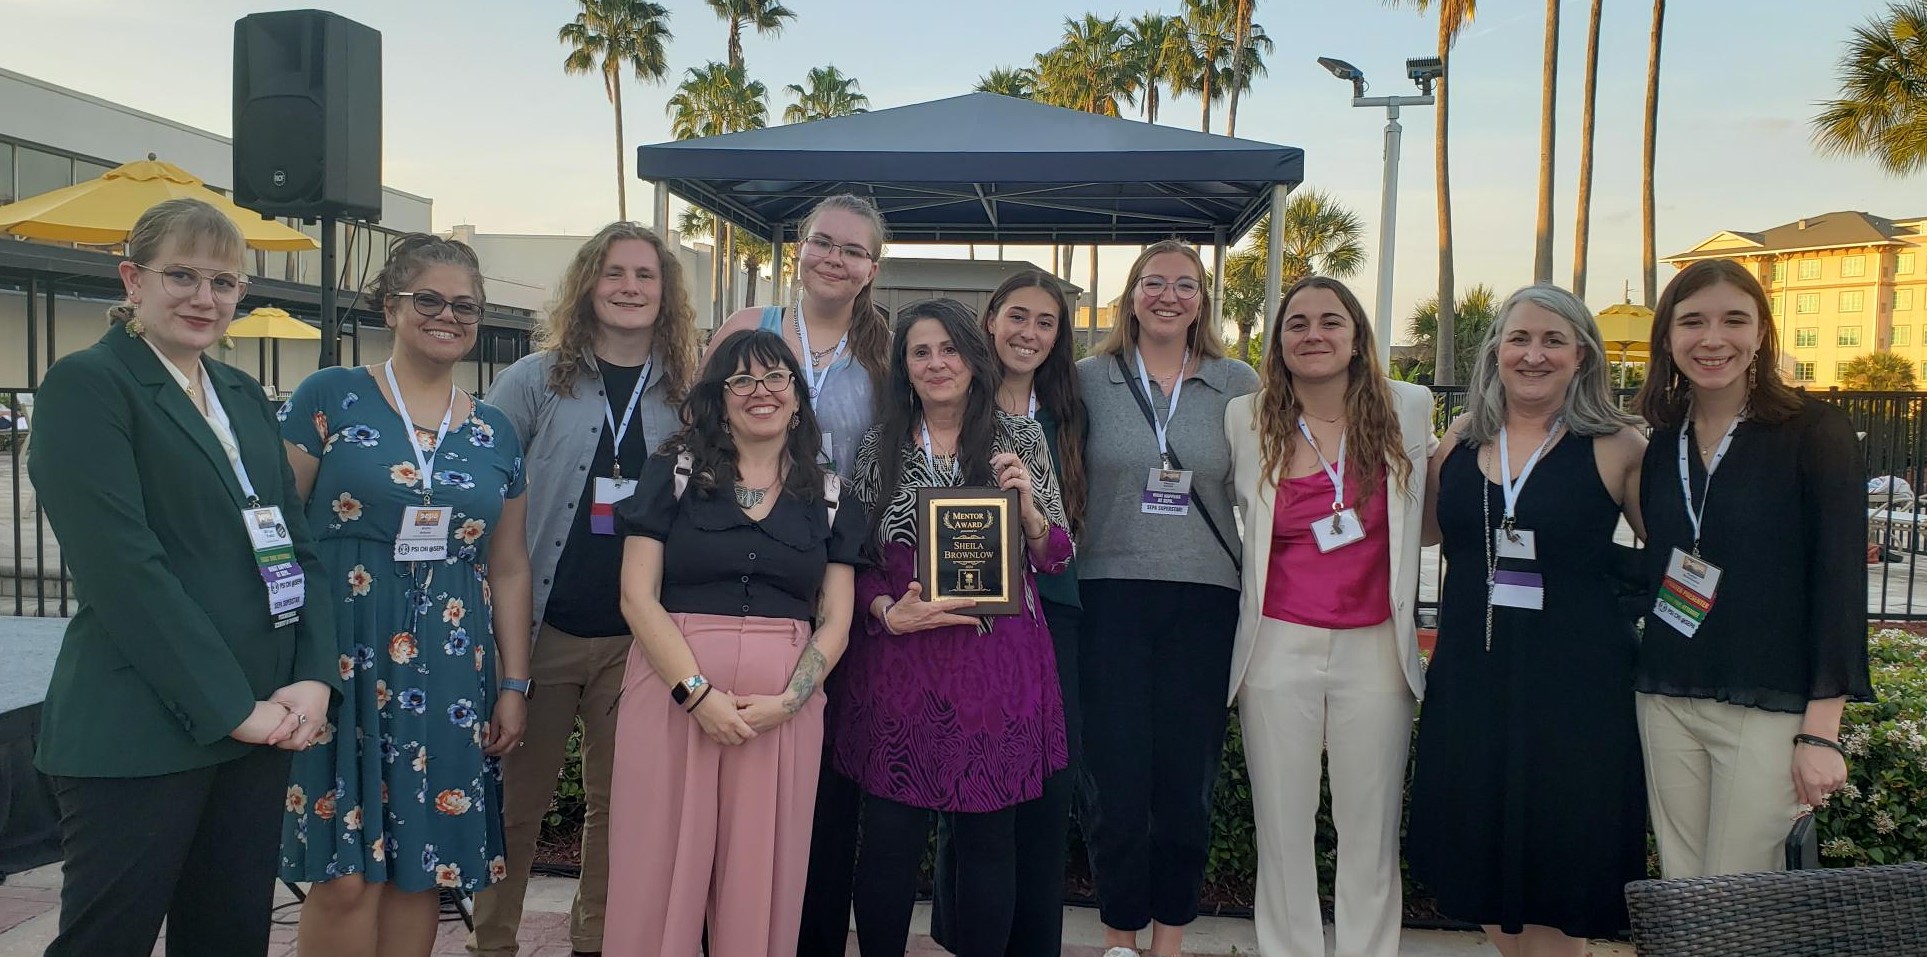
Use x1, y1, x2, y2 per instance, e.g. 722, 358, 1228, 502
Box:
636, 92, 1305, 327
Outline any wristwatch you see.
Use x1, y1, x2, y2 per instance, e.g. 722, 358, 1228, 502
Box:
500, 677, 534, 700
670, 674, 709, 707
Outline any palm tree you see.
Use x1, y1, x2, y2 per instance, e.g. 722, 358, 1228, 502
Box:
1035, 14, 1140, 116
1224, 0, 1257, 136
559, 0, 674, 221
784, 66, 869, 123
680, 206, 776, 307
1221, 189, 1367, 358
1405, 284, 1499, 384
706, 0, 795, 72
1388, 0, 1477, 384
1812, 0, 1927, 176
1572, 0, 1603, 299
1179, 0, 1272, 134
1128, 13, 1189, 124
1533, 0, 1559, 284
1642, 0, 1665, 306
975, 67, 1038, 98
668, 62, 768, 315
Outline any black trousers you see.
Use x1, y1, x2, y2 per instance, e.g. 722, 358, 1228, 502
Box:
930, 599, 1083, 957
854, 794, 1025, 957
1078, 578, 1238, 931
796, 680, 863, 957
45, 746, 291, 957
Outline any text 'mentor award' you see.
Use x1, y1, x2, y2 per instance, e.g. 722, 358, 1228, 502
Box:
916, 487, 1023, 617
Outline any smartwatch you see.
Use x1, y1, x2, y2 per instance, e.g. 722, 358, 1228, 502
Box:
500, 677, 534, 700
670, 674, 709, 708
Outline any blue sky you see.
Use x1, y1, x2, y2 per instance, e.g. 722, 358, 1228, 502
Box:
6, 0, 1919, 334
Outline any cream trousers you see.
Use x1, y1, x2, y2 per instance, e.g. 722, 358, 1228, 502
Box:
1637, 693, 1803, 878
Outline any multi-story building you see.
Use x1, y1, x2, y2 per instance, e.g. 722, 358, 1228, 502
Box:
1665, 211, 1927, 389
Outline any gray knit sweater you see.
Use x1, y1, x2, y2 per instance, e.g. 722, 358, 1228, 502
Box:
1074, 351, 1259, 590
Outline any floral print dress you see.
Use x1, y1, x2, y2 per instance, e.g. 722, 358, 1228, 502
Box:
276, 366, 526, 894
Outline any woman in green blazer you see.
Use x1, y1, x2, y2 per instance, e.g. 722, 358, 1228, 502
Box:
28, 198, 339, 957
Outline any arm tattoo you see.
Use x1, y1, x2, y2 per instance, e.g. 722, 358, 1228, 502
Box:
783, 638, 828, 714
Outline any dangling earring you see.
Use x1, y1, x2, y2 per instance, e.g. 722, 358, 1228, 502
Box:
790, 413, 800, 430
723, 420, 733, 435
124, 316, 145, 337
219, 334, 236, 350
1747, 359, 1758, 393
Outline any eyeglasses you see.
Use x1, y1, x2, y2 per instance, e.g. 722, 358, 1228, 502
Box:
801, 234, 876, 263
136, 263, 249, 303
1138, 276, 1202, 300
390, 291, 484, 324
723, 369, 795, 396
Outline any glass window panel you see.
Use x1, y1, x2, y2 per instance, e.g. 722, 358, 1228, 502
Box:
1841, 256, 1866, 277
1798, 259, 1822, 281
1795, 361, 1815, 382
1838, 326, 1862, 346
0, 144, 13, 205
1897, 290, 1915, 312
1841, 290, 1865, 313
1893, 326, 1911, 347
1795, 328, 1817, 348
15, 147, 72, 201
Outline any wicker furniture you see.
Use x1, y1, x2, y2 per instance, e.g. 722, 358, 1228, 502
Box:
1624, 863, 1927, 956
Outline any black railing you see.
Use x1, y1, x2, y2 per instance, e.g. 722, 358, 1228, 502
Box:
1, 387, 67, 617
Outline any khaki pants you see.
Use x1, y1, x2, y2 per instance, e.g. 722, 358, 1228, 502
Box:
1239, 617, 1415, 957
1637, 693, 1803, 879
469, 625, 631, 957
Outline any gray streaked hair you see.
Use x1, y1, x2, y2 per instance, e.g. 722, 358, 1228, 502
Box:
1460, 283, 1640, 446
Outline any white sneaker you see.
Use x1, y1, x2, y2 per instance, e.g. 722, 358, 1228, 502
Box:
1101, 949, 1141, 957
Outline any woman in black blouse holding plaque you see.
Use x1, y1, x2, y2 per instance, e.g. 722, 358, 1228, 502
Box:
604, 329, 867, 957
1633, 259, 1873, 878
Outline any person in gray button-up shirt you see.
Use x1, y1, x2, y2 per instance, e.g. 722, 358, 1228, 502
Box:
468, 223, 697, 957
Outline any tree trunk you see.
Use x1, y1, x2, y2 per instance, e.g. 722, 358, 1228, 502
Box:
1572, 0, 1602, 299
611, 72, 628, 221
1433, 19, 1458, 386
728, 18, 744, 72
1236, 317, 1253, 364
1148, 83, 1159, 124
1533, 0, 1559, 285
1226, 0, 1252, 138
1200, 72, 1213, 133
744, 255, 760, 307
1642, 0, 1666, 307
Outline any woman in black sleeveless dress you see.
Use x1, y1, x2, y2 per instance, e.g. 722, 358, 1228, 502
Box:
1409, 284, 1648, 955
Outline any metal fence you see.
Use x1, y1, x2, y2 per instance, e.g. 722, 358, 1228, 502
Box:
8, 386, 1927, 620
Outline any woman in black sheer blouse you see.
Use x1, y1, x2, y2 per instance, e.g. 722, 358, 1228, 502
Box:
1633, 259, 1873, 878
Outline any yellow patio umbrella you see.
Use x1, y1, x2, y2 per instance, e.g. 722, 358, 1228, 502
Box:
1595, 302, 1655, 386
0, 157, 318, 251
228, 306, 320, 340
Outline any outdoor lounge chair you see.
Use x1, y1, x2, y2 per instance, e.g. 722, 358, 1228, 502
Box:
1623, 863, 1927, 956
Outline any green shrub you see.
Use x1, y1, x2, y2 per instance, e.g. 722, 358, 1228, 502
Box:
1819, 627, 1927, 866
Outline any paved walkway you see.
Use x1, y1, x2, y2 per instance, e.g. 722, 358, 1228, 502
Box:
0, 863, 1634, 956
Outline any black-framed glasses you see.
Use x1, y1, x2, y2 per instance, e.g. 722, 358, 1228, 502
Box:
723, 369, 795, 396
801, 234, 875, 263
1138, 276, 1202, 300
135, 262, 249, 303
390, 291, 484, 324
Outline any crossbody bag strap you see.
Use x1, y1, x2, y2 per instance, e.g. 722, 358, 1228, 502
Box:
1114, 353, 1241, 572
673, 450, 694, 500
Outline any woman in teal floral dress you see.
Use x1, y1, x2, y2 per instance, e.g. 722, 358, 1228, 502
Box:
278, 234, 533, 957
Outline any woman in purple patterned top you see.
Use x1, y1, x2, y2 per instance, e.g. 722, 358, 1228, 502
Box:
831, 299, 1073, 957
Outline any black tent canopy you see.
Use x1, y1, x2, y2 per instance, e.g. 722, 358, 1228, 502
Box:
634, 93, 1304, 246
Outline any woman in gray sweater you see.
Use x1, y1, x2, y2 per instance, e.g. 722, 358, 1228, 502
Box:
1075, 240, 1258, 957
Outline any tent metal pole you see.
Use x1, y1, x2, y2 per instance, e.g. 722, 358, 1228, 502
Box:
1264, 184, 1288, 349
771, 223, 785, 305
1212, 228, 1227, 344
1087, 244, 1098, 348
650, 181, 670, 237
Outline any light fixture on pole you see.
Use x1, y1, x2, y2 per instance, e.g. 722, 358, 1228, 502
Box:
1317, 55, 1437, 367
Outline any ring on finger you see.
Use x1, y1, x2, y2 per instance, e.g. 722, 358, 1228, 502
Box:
296, 713, 308, 724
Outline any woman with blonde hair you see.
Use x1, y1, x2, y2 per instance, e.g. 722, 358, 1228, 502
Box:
1408, 284, 1648, 957
32, 197, 337, 957
469, 222, 697, 957
1225, 276, 1433, 957
1076, 240, 1258, 957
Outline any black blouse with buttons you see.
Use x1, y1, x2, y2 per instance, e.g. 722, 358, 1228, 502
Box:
616, 452, 869, 621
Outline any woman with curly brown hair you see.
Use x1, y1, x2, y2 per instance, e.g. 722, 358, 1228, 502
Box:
469, 222, 698, 957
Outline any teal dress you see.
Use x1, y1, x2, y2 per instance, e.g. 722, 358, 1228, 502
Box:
275, 367, 526, 894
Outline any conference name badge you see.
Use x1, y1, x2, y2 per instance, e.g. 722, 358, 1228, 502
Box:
1490, 528, 1544, 610
244, 505, 304, 627
591, 477, 636, 536
395, 505, 451, 562
1141, 468, 1194, 516
1655, 547, 1721, 637
1311, 507, 1366, 553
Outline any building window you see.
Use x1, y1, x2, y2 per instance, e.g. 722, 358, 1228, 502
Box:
0, 143, 13, 205
1841, 255, 1867, 278
15, 146, 72, 202
1795, 361, 1816, 382
1895, 326, 1912, 347
1841, 290, 1865, 312
1899, 289, 1916, 312
1798, 259, 1822, 281
1766, 261, 1785, 283
1901, 252, 1917, 275
1797, 292, 1821, 314
1795, 327, 1818, 347
1837, 361, 1852, 381
1772, 295, 1784, 317
1839, 326, 1862, 346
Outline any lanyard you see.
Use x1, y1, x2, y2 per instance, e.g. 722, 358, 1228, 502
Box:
795, 301, 848, 402
1296, 418, 1347, 512
601, 359, 653, 480
1496, 418, 1563, 530
1028, 389, 1038, 417
1132, 347, 1189, 466
1678, 405, 1745, 555
200, 373, 262, 506
919, 418, 959, 484
384, 360, 457, 504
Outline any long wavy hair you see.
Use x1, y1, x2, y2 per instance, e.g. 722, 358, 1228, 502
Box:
109, 198, 248, 324
981, 271, 1089, 532
660, 329, 825, 503
1255, 276, 1411, 503
1635, 258, 1803, 430
798, 194, 893, 409
537, 223, 697, 404
869, 299, 1002, 546
1460, 283, 1641, 445
1093, 239, 1227, 361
